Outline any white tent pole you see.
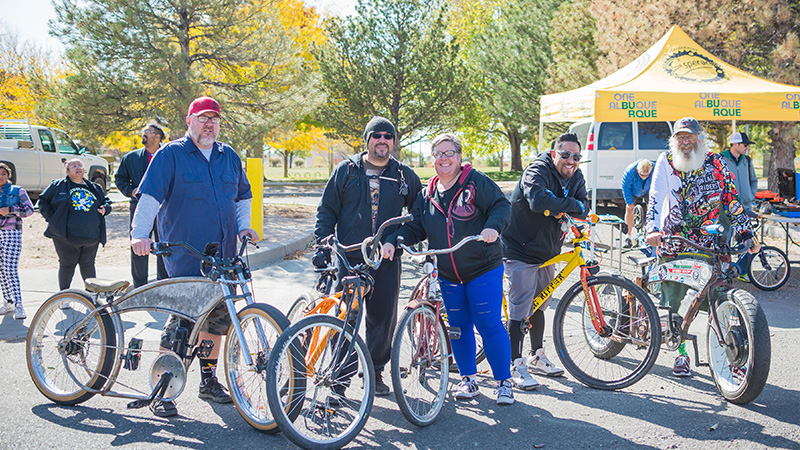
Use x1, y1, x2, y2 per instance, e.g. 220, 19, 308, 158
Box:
591, 122, 598, 214
732, 119, 737, 132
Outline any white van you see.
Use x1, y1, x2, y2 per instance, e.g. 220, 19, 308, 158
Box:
568, 120, 673, 207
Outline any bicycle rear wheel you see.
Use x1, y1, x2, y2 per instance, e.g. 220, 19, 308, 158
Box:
225, 303, 293, 433
707, 289, 770, 404
747, 245, 790, 291
287, 293, 316, 323
26, 290, 116, 405
391, 305, 449, 427
553, 275, 661, 390
267, 315, 374, 450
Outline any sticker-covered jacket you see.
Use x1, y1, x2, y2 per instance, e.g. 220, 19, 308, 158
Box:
386, 164, 510, 284
646, 151, 752, 255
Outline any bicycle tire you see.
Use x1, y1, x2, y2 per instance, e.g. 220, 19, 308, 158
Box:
552, 275, 661, 390
26, 290, 116, 405
747, 245, 790, 291
418, 280, 484, 373
706, 289, 771, 404
266, 315, 374, 450
287, 293, 316, 323
633, 203, 645, 234
224, 303, 293, 433
391, 305, 449, 427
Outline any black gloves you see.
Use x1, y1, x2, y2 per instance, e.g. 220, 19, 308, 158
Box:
312, 247, 332, 269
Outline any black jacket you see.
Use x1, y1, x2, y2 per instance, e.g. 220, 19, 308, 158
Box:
502, 152, 589, 264
38, 177, 112, 245
115, 147, 150, 205
387, 165, 511, 284
315, 153, 422, 254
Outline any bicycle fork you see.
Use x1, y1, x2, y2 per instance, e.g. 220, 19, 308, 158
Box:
581, 267, 613, 337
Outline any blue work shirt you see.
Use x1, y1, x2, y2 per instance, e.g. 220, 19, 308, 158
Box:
621, 160, 652, 205
138, 136, 252, 277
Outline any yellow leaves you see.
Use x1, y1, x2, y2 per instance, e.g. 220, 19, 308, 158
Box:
446, 0, 505, 44
267, 123, 333, 154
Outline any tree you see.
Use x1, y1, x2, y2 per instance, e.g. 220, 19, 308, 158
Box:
547, 0, 602, 94
48, 0, 322, 156
468, 0, 560, 171
315, 0, 470, 156
0, 25, 58, 123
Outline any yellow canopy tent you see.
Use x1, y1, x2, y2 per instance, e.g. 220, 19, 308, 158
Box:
540, 25, 800, 125
539, 25, 800, 212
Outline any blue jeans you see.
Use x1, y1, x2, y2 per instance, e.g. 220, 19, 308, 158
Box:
439, 265, 511, 380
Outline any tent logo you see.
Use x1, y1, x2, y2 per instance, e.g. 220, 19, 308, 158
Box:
663, 49, 727, 84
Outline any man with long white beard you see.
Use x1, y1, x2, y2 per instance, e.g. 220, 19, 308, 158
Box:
644, 117, 759, 377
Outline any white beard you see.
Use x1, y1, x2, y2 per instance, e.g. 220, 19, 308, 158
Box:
669, 137, 707, 172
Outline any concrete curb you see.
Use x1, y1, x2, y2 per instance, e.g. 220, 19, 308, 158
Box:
246, 232, 315, 270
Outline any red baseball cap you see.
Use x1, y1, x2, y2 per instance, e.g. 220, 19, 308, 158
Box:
187, 96, 222, 117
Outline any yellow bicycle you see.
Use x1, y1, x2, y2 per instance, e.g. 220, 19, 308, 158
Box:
533, 211, 662, 390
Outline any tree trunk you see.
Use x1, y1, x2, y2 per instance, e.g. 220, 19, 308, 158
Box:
283, 153, 289, 178
508, 128, 523, 171
767, 122, 796, 192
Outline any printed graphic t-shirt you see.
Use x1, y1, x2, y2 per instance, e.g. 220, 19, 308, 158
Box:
66, 180, 102, 241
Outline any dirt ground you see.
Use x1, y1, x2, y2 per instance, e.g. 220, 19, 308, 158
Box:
18, 203, 317, 270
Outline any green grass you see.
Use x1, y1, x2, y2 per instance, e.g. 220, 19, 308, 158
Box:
264, 164, 522, 183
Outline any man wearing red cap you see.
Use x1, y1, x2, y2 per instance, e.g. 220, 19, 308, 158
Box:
131, 96, 259, 417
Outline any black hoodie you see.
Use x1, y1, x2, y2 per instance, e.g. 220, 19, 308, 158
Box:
315, 152, 422, 251
387, 164, 510, 284
501, 152, 589, 264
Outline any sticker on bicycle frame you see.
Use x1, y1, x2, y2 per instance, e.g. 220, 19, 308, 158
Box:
651, 259, 712, 290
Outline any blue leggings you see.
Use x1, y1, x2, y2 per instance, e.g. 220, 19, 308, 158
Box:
439, 265, 511, 380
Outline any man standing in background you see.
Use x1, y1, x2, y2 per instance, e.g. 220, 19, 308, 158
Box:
115, 122, 167, 288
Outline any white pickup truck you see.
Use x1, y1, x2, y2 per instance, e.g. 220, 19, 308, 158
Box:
0, 120, 109, 201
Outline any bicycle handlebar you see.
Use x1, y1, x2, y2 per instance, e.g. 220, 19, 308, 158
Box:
396, 235, 484, 257
661, 233, 751, 256
151, 236, 256, 265
318, 214, 414, 271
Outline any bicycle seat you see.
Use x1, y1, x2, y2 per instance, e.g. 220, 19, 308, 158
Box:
627, 255, 656, 267
85, 278, 131, 293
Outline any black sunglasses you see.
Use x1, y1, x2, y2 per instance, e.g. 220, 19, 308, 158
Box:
372, 132, 394, 141
558, 151, 582, 162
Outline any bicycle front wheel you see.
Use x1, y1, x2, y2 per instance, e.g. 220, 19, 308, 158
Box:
26, 290, 116, 405
225, 303, 292, 433
391, 305, 449, 427
553, 275, 661, 390
267, 315, 374, 450
747, 245, 790, 291
707, 289, 770, 404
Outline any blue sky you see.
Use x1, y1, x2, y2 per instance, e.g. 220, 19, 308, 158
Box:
0, 0, 356, 54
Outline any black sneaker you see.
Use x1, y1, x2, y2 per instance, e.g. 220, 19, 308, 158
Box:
151, 399, 178, 417
623, 237, 634, 249
375, 372, 390, 396
198, 377, 232, 403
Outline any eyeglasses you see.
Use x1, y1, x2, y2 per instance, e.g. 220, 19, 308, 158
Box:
432, 150, 459, 159
558, 151, 582, 162
371, 132, 394, 141
194, 115, 221, 124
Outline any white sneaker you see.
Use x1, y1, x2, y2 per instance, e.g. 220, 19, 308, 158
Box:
528, 348, 564, 377
13, 304, 26, 320
454, 376, 480, 400
495, 380, 514, 405
511, 357, 539, 390
0, 302, 13, 315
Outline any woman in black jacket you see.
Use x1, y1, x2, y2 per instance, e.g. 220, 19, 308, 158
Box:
382, 133, 515, 405
38, 158, 111, 290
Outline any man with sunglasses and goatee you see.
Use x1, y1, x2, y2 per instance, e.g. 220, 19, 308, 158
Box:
501, 132, 589, 390
314, 116, 422, 398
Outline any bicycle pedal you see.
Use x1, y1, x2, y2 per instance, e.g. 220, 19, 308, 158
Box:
127, 399, 151, 409
447, 326, 462, 340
